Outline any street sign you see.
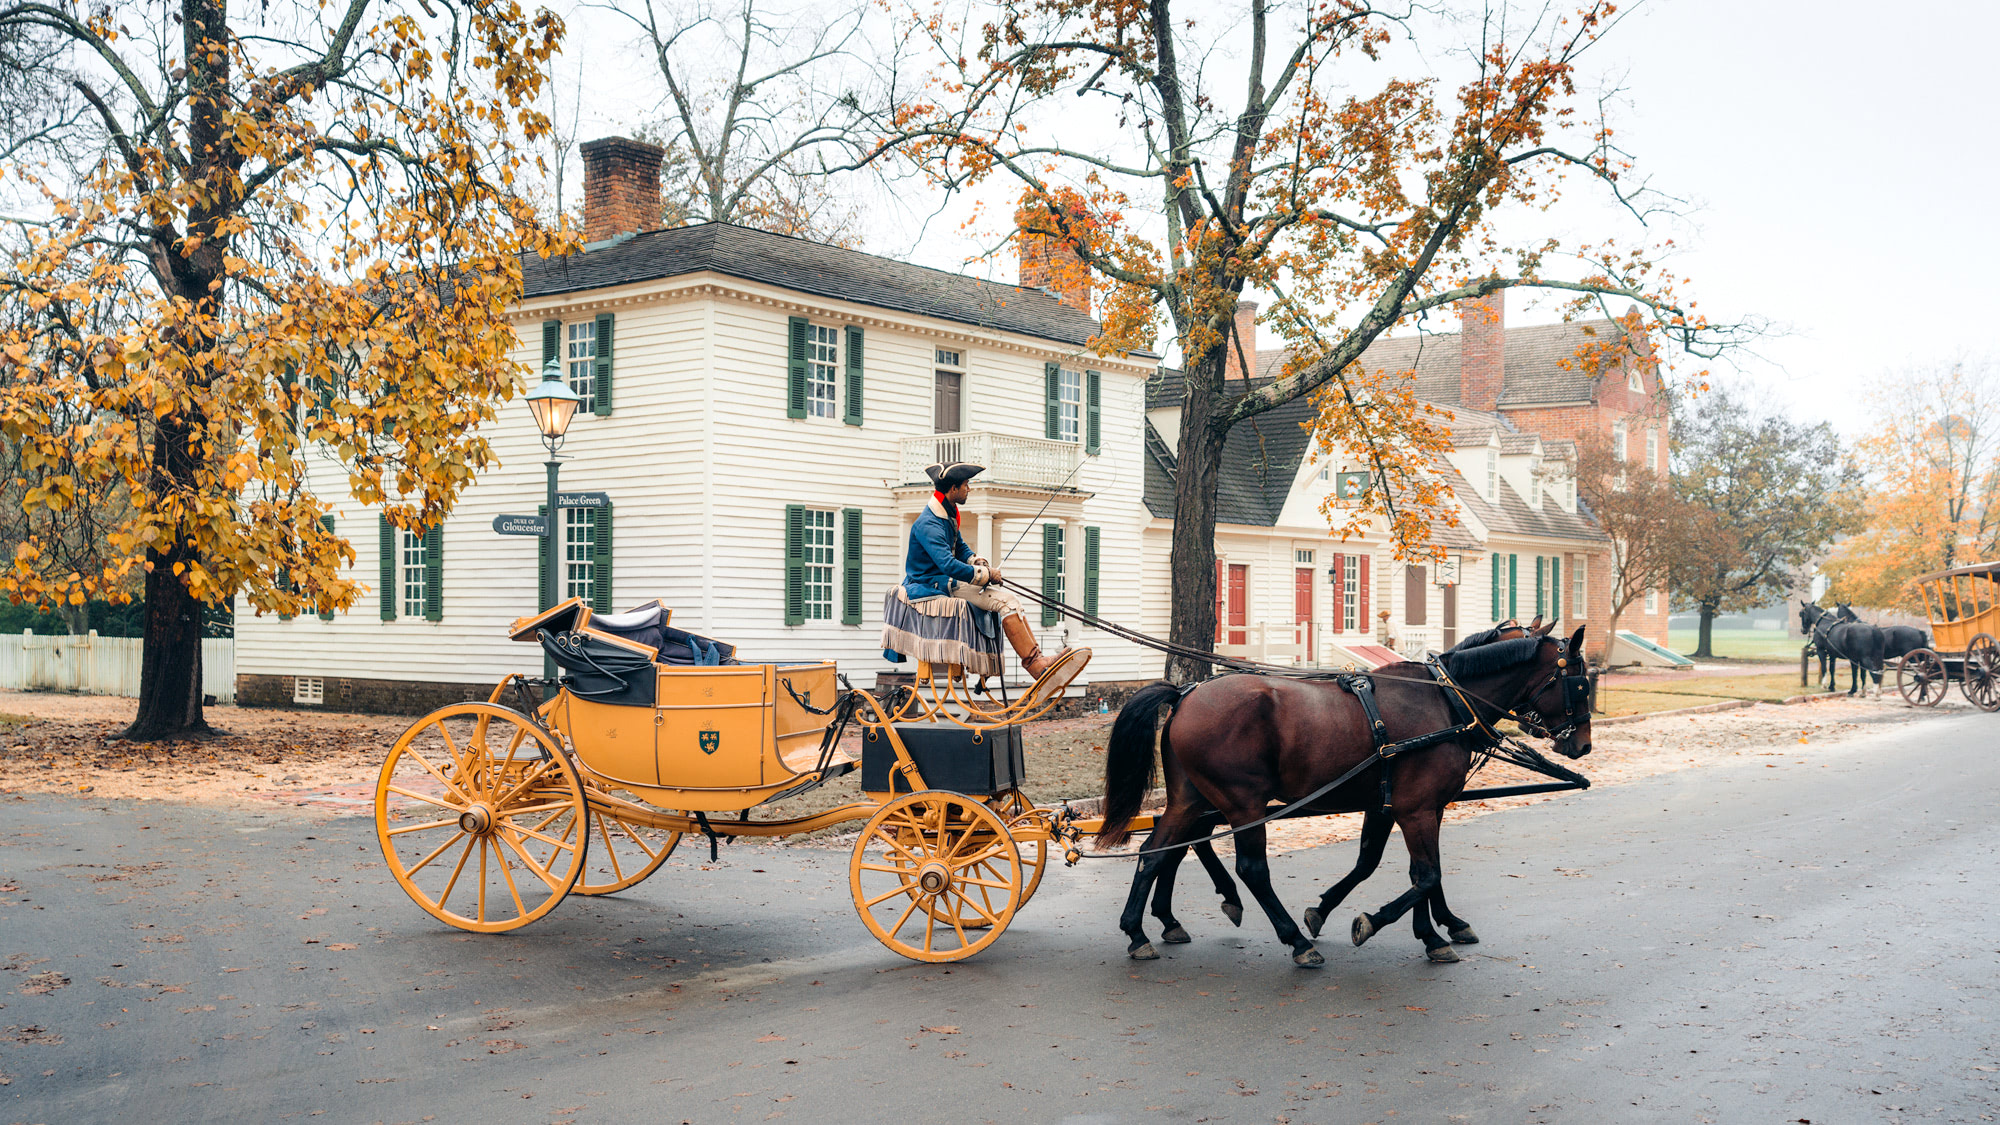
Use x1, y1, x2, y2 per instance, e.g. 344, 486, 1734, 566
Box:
557, 491, 611, 509
492, 514, 550, 537
1334, 471, 1376, 501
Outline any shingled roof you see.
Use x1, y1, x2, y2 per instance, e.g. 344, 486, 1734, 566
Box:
1141, 373, 1317, 526
520, 222, 1113, 349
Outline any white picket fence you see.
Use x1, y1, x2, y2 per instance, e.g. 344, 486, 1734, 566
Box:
0, 631, 236, 703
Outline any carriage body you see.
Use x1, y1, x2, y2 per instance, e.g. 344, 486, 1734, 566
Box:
1896, 563, 2000, 710
374, 596, 1098, 963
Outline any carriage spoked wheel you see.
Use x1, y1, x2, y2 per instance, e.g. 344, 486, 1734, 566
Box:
565, 794, 682, 895
920, 789, 1049, 931
1896, 648, 1948, 708
850, 790, 1023, 962
374, 703, 588, 933
1962, 634, 2000, 712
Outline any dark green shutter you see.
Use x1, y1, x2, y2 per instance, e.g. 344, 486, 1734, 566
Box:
591, 506, 614, 613
379, 514, 396, 621
841, 507, 863, 625
783, 504, 806, 625
1085, 369, 1101, 454
1534, 556, 1546, 617
537, 504, 550, 611
423, 523, 443, 622
542, 319, 561, 369
317, 515, 336, 621
787, 317, 810, 419
593, 312, 614, 416
1491, 553, 1501, 620
1507, 553, 1518, 620
1551, 558, 1562, 621
1040, 523, 1061, 627
1083, 525, 1100, 616
1044, 362, 1061, 439
842, 327, 864, 427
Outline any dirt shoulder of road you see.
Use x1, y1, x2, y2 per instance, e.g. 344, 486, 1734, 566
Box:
0, 688, 1969, 850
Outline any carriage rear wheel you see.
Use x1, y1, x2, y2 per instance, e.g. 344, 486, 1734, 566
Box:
1897, 648, 1948, 707
850, 790, 1023, 962
1962, 634, 2000, 712
375, 703, 588, 933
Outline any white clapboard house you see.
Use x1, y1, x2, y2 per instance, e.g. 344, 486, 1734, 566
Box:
234, 136, 1157, 713
1141, 302, 1616, 666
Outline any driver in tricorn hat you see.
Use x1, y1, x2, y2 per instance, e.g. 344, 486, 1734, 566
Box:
902, 461, 1075, 678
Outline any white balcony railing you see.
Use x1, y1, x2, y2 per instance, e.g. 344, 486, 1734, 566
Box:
900, 432, 1082, 491
1214, 623, 1311, 665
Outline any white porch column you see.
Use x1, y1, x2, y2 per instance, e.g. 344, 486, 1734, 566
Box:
1065, 517, 1086, 635
968, 511, 990, 562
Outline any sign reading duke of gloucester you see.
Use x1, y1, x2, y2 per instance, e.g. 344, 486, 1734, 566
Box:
558, 491, 611, 509
492, 514, 550, 537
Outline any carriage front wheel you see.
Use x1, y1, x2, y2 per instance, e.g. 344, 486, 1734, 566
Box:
1962, 634, 2000, 712
850, 790, 1024, 962
374, 703, 589, 933
1897, 648, 1948, 707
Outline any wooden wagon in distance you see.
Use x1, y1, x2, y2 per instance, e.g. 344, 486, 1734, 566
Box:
1896, 562, 2000, 710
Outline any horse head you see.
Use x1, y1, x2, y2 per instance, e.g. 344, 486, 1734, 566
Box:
1799, 600, 1822, 632
1517, 625, 1592, 760
1836, 603, 1859, 622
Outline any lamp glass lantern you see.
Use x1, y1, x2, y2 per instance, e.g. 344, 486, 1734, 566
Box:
525, 358, 582, 454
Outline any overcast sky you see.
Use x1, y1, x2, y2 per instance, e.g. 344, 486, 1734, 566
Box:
556, 0, 2000, 438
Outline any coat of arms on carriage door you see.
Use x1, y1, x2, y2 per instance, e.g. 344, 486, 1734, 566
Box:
699, 729, 720, 755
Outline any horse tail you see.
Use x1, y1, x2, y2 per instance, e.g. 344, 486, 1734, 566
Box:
1098, 680, 1184, 847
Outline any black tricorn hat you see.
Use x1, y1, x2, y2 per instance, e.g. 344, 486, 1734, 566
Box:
924, 461, 986, 489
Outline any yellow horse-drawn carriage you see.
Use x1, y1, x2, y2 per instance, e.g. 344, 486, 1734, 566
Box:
1895, 562, 2000, 710
372, 596, 1095, 962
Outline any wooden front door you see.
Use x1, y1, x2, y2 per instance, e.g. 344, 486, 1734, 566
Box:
934, 370, 962, 433
1295, 567, 1314, 660
1227, 564, 1248, 646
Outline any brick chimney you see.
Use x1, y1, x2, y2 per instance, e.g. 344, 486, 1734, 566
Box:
1459, 288, 1505, 412
580, 136, 665, 244
1017, 202, 1093, 316
1224, 300, 1258, 382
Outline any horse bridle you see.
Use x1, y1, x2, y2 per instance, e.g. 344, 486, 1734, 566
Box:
1513, 637, 1593, 746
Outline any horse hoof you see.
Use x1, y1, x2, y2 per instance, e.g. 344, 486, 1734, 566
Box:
1293, 945, 1325, 968
1128, 942, 1159, 961
1352, 914, 1376, 946
1160, 925, 1191, 945
1449, 926, 1480, 945
1426, 945, 1462, 964
1303, 907, 1326, 938
1222, 902, 1244, 927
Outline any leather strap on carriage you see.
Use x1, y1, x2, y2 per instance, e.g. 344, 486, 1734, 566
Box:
693, 811, 722, 863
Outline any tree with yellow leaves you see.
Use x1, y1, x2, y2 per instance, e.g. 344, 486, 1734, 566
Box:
1823, 358, 2000, 613
854, 0, 1751, 681
0, 0, 573, 738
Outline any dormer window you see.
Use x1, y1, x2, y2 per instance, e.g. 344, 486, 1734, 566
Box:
1485, 449, 1497, 502
1528, 456, 1543, 509
1627, 362, 1642, 393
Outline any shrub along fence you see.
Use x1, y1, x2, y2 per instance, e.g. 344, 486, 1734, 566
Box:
0, 631, 235, 703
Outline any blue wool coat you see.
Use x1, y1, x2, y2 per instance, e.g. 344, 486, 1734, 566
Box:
902, 499, 982, 599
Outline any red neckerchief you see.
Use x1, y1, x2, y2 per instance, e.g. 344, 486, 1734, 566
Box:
933, 490, 960, 525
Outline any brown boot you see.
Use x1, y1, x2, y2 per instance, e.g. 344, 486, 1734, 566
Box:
1001, 613, 1056, 678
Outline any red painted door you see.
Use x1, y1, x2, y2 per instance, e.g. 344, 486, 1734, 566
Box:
1295, 567, 1314, 660
1227, 564, 1248, 646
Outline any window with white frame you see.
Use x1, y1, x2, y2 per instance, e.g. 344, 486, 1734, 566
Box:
1612, 421, 1628, 462
1057, 367, 1082, 443
1645, 429, 1659, 471
1645, 587, 1658, 615
1628, 363, 1643, 392
1573, 557, 1586, 615
807, 324, 839, 419
400, 528, 426, 618
802, 508, 835, 619
564, 508, 596, 603
1485, 448, 1498, 501
566, 321, 597, 412
1295, 548, 1315, 565
1318, 464, 1330, 482
1341, 553, 1362, 631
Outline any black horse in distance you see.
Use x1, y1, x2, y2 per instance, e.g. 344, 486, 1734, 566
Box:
1800, 600, 1888, 696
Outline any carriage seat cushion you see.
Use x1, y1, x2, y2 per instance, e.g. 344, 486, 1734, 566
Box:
593, 604, 665, 632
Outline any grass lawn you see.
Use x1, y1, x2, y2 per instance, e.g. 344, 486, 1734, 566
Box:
1626, 672, 1818, 703
1668, 626, 1806, 662
1595, 688, 1736, 717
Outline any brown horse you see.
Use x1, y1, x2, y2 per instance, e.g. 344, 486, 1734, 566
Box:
1099, 620, 1591, 965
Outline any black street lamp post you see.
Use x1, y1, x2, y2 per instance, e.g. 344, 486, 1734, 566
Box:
525, 360, 581, 682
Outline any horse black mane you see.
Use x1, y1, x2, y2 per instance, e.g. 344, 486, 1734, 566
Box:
1441, 635, 1543, 679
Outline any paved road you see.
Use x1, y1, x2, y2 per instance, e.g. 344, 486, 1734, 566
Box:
4, 711, 1996, 1125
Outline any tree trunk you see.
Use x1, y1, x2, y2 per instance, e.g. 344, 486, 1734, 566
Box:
1694, 602, 1716, 658
58, 601, 89, 636
121, 417, 210, 740
1604, 603, 1625, 667
1164, 349, 1230, 685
